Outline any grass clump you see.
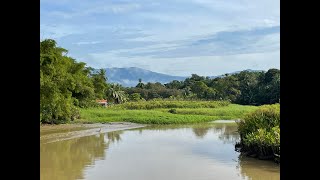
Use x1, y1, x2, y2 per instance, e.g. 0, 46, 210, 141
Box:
236, 104, 280, 163
168, 109, 177, 114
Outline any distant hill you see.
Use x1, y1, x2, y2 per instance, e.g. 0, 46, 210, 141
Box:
103, 67, 187, 87
94, 67, 263, 87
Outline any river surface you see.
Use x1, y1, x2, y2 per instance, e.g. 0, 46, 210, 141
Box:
40, 122, 280, 180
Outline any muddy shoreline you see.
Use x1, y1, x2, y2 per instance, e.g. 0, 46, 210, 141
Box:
40, 122, 146, 144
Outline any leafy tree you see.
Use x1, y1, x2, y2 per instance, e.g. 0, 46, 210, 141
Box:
129, 93, 143, 101
91, 69, 108, 100
210, 76, 240, 101
261, 69, 280, 104
165, 80, 183, 89
40, 39, 111, 123
191, 81, 209, 99
40, 39, 88, 123
235, 71, 261, 105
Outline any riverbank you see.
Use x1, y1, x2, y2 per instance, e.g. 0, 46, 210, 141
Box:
77, 104, 258, 124
40, 122, 146, 144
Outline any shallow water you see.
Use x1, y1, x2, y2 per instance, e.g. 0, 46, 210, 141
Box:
40, 123, 279, 180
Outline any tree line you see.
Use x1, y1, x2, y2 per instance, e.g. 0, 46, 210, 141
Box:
40, 39, 279, 124
125, 70, 280, 105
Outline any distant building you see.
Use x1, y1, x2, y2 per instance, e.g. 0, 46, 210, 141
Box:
96, 99, 108, 107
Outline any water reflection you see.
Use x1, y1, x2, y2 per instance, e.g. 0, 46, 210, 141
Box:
237, 155, 280, 180
132, 123, 238, 142
106, 131, 123, 143
192, 126, 210, 138
40, 123, 279, 180
214, 124, 240, 144
190, 123, 239, 145
40, 131, 123, 180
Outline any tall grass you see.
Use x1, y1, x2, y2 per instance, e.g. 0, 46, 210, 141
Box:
164, 104, 257, 117
77, 103, 257, 124
236, 104, 280, 163
78, 109, 215, 124
114, 100, 230, 110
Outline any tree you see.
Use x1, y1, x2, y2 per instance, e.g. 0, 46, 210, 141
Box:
91, 69, 108, 100
107, 84, 128, 104
235, 71, 261, 105
209, 76, 240, 102
136, 78, 145, 88
252, 69, 280, 105
165, 80, 183, 89
129, 93, 142, 101
264, 69, 280, 84
191, 81, 209, 99
40, 39, 111, 123
41, 39, 89, 123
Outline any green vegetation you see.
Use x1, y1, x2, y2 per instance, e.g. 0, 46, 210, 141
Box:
40, 39, 280, 165
40, 39, 122, 124
125, 69, 280, 106
236, 104, 280, 163
116, 100, 230, 109
40, 39, 94, 124
40, 39, 279, 126
77, 103, 258, 124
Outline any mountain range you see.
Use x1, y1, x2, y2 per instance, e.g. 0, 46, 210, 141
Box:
100, 67, 261, 87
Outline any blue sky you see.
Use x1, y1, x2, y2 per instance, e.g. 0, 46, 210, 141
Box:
40, 0, 280, 76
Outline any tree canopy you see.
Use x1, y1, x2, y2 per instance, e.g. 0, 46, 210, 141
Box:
40, 39, 108, 123
125, 69, 280, 105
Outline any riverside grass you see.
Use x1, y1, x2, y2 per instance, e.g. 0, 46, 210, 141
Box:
116, 100, 231, 109
77, 101, 258, 124
236, 104, 280, 163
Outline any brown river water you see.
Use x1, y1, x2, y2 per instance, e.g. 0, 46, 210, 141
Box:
40, 122, 280, 180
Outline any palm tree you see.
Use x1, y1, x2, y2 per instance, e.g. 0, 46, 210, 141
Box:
107, 83, 128, 104
136, 78, 145, 88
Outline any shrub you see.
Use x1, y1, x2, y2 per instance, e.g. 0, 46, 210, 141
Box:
236, 103, 280, 163
237, 104, 280, 139
168, 109, 177, 114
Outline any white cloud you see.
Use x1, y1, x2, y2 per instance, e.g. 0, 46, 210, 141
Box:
44, 2, 141, 20
41, 0, 280, 75
40, 24, 84, 39
73, 41, 102, 45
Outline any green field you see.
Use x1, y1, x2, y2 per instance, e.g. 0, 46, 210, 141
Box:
77, 101, 258, 124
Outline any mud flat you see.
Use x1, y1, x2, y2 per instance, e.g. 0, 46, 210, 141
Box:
40, 122, 146, 144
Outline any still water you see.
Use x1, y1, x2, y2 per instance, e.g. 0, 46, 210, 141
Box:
40, 122, 280, 180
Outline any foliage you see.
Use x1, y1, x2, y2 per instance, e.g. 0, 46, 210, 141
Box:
40, 39, 87, 123
125, 69, 280, 105
107, 83, 128, 104
91, 69, 108, 100
237, 104, 280, 139
40, 38, 279, 124
236, 104, 280, 162
40, 39, 112, 123
129, 93, 143, 101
